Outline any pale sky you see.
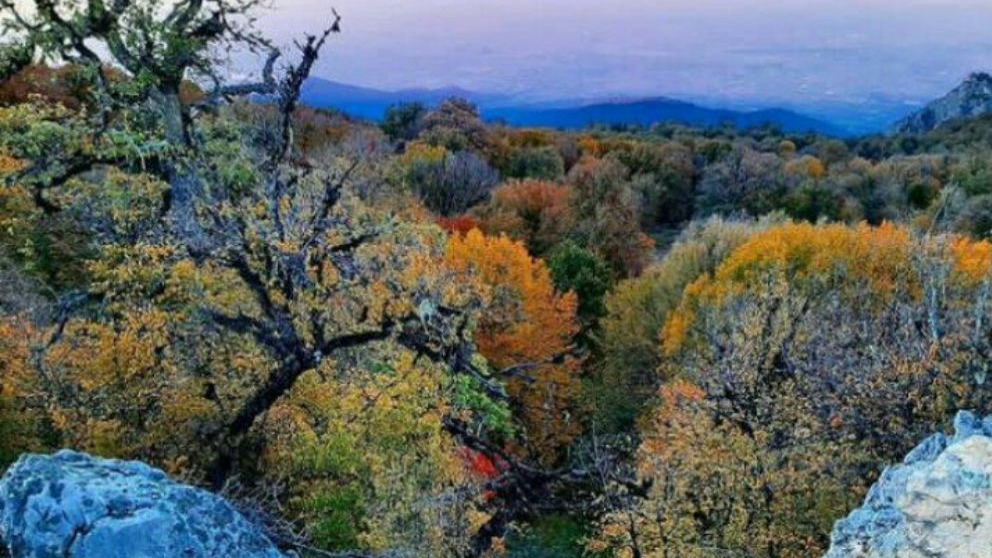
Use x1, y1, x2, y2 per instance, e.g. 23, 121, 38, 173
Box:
253, 0, 992, 109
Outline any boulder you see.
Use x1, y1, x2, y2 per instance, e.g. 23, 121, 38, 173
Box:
826, 411, 992, 557
0, 450, 285, 558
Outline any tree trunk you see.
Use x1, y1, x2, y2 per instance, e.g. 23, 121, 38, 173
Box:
157, 88, 190, 147
154, 88, 204, 244
166, 168, 205, 245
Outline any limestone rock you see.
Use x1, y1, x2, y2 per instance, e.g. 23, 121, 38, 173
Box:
0, 450, 285, 558
826, 411, 992, 557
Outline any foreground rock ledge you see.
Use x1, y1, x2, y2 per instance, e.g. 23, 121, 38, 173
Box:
0, 450, 284, 558
827, 411, 992, 558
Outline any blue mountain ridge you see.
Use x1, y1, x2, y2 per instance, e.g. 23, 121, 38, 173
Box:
299, 77, 851, 136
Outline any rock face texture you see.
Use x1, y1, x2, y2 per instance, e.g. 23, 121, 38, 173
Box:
896, 72, 992, 134
826, 411, 992, 558
0, 450, 285, 558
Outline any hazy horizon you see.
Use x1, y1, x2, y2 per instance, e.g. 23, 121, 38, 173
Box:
253, 0, 992, 111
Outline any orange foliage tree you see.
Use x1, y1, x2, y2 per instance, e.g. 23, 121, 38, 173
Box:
473, 179, 575, 256
445, 229, 582, 464
437, 214, 482, 236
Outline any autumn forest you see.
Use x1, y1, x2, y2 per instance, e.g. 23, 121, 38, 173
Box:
3, 1, 992, 557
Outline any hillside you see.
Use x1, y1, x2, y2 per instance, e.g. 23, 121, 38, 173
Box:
300, 78, 503, 120
896, 72, 992, 134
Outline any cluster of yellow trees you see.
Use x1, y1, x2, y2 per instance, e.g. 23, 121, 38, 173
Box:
592, 219, 992, 557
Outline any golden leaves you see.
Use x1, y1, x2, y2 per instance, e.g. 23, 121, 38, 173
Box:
0, 151, 26, 176
950, 236, 992, 284
614, 221, 992, 558
43, 308, 169, 395
663, 222, 919, 354
400, 141, 448, 166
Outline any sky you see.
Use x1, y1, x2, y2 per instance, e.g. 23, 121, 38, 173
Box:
254, 0, 992, 110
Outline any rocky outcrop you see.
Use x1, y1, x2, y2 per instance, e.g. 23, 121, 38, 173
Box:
896, 72, 992, 134
0, 450, 285, 558
826, 411, 992, 557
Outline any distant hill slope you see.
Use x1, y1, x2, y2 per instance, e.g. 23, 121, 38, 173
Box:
487, 99, 846, 136
895, 72, 992, 134
299, 78, 503, 121
300, 78, 848, 136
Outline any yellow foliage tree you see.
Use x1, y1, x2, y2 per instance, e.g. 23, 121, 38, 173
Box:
595, 216, 773, 430
597, 221, 992, 558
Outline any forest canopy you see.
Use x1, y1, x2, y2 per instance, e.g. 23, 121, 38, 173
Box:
2, 2, 992, 557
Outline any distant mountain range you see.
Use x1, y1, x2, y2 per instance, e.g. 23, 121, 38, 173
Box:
486, 100, 847, 136
300, 78, 848, 137
895, 72, 992, 134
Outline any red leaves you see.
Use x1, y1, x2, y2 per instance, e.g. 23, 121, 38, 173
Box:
458, 447, 508, 500
436, 215, 482, 236
461, 447, 503, 479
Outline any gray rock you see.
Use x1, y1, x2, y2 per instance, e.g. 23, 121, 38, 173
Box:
826, 410, 992, 558
895, 72, 992, 134
0, 450, 285, 558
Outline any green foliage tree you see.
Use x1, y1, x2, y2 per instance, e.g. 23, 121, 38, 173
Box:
697, 145, 785, 216
953, 155, 992, 197
0, 0, 296, 235
505, 146, 566, 181
420, 97, 492, 154
546, 240, 612, 324
956, 193, 992, 238
382, 101, 426, 142
567, 156, 653, 277
612, 141, 696, 226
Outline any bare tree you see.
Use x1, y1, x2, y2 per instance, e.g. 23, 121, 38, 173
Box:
409, 150, 500, 216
